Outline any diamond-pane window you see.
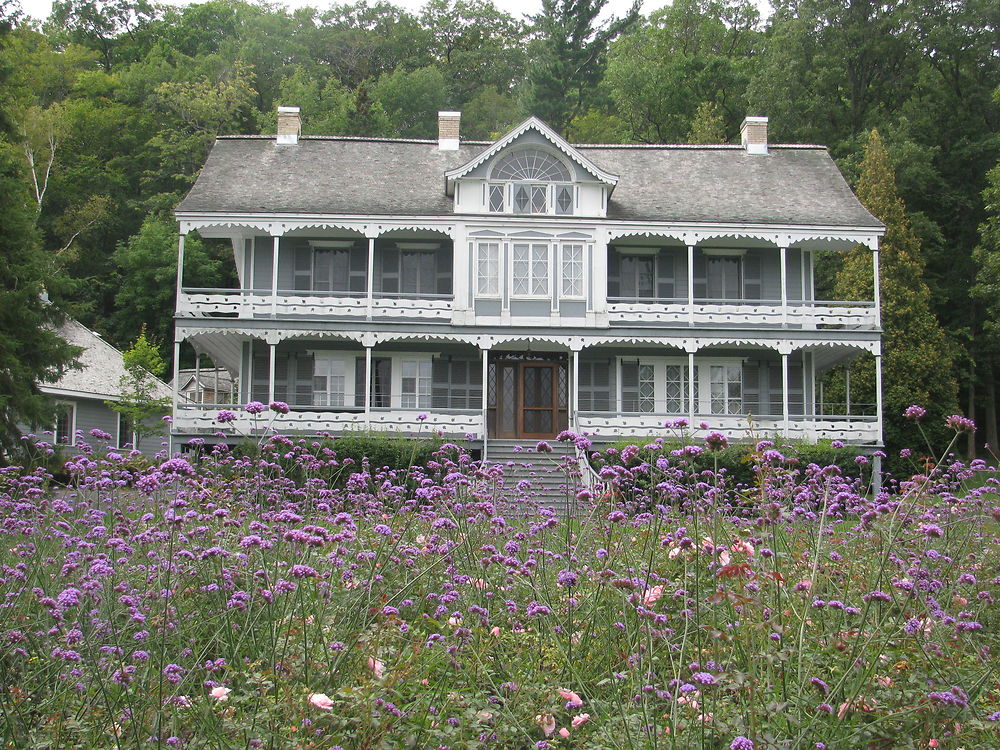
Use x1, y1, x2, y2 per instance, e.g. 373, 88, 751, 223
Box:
530, 185, 547, 213
477, 242, 499, 296
561, 244, 583, 297
638, 364, 655, 413
489, 184, 505, 211
514, 185, 530, 213
556, 186, 573, 214
664, 365, 682, 413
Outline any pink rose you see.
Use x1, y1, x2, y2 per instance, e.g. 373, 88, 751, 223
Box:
209, 686, 230, 702
557, 688, 583, 708
368, 657, 385, 680
642, 585, 663, 606
308, 693, 334, 710
571, 713, 590, 728
559, 728, 570, 738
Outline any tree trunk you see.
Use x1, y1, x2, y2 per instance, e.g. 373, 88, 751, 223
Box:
986, 366, 999, 460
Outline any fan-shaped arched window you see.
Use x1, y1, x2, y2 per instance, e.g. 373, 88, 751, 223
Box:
488, 149, 575, 215
492, 149, 571, 182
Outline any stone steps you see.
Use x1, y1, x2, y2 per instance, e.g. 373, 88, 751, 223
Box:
485, 439, 586, 511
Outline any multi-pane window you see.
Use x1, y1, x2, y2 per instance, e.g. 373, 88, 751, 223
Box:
399, 251, 436, 295
401, 360, 432, 408
664, 365, 684, 413
313, 357, 347, 407
710, 364, 743, 415
477, 242, 499, 296
561, 244, 583, 297
512, 243, 549, 296
620, 255, 655, 299
488, 149, 573, 215
637, 364, 655, 413
118, 414, 138, 449
53, 403, 75, 445
706, 256, 742, 300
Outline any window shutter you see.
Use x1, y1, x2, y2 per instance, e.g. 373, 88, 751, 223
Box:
436, 246, 453, 295
744, 252, 762, 300
621, 361, 639, 413
693, 251, 707, 299
656, 251, 676, 300
768, 362, 782, 416
251, 354, 269, 403
293, 242, 312, 291
295, 352, 313, 407
607, 249, 621, 299
350, 243, 367, 293
742, 361, 760, 415
274, 353, 289, 403
380, 247, 399, 295
789, 363, 804, 415
354, 357, 366, 408
432, 358, 449, 408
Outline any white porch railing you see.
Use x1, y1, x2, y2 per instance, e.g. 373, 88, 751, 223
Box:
607, 300, 878, 330
577, 413, 880, 444
173, 407, 483, 437
177, 289, 453, 321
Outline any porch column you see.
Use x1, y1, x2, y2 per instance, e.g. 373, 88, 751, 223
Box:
194, 350, 202, 404
875, 352, 884, 445
366, 236, 375, 320
688, 350, 696, 425
800, 249, 807, 306
271, 236, 280, 317
481, 346, 489, 460
872, 248, 881, 327
571, 348, 580, 432
819, 379, 825, 416
780, 245, 788, 327
175, 233, 185, 311
364, 346, 372, 428
687, 245, 695, 327
267, 342, 277, 405
781, 352, 790, 438
170, 339, 181, 455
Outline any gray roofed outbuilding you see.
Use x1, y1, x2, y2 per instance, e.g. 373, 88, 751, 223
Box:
176, 136, 883, 229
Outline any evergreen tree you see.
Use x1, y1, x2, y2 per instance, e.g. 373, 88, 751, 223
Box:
0, 5, 80, 460
686, 101, 726, 144
834, 130, 958, 457
970, 158, 1000, 452
526, 0, 640, 133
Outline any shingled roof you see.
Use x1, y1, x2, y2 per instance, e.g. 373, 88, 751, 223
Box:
176, 135, 882, 229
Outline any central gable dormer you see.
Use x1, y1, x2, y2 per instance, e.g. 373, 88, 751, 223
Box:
446, 116, 618, 218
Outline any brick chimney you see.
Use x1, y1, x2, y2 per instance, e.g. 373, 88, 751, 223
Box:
740, 116, 768, 155
277, 106, 301, 145
438, 111, 461, 151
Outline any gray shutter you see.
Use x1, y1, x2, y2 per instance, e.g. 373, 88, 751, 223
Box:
621, 361, 639, 413
380, 246, 399, 295
252, 354, 268, 403
273, 353, 289, 403
768, 362, 782, 416
693, 251, 707, 299
744, 252, 762, 300
607, 249, 621, 299
742, 361, 760, 415
432, 359, 449, 409
436, 246, 452, 295
350, 243, 367, 293
656, 251, 676, 300
293, 242, 312, 291
354, 357, 365, 408
789, 363, 804, 415
295, 352, 313, 407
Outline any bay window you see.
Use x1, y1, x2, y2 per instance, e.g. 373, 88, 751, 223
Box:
561, 244, 584, 297
512, 243, 549, 296
477, 242, 499, 296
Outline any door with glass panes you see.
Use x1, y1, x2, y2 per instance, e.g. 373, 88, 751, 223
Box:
489, 358, 568, 439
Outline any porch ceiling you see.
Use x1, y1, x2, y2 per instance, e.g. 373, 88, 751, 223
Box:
186, 333, 244, 375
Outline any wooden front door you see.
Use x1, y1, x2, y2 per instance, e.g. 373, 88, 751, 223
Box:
491, 359, 568, 439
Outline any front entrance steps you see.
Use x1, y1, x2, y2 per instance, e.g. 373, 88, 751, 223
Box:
485, 438, 588, 514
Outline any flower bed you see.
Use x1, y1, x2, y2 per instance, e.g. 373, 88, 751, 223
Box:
1, 421, 998, 749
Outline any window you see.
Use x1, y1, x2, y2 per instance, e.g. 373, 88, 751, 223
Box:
477, 242, 499, 296
488, 149, 573, 215
664, 365, 685, 413
400, 251, 436, 295
293, 240, 364, 294
401, 360, 432, 409
561, 244, 584, 297
313, 357, 348, 407
512, 243, 549, 296
637, 364, 655, 413
378, 243, 451, 297
710, 364, 743, 415
620, 255, 655, 299
53, 403, 75, 445
117, 414, 138, 449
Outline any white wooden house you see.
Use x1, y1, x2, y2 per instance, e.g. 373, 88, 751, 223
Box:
172, 111, 884, 454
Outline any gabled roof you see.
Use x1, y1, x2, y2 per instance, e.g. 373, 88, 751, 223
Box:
443, 116, 619, 188
40, 319, 173, 402
176, 135, 883, 230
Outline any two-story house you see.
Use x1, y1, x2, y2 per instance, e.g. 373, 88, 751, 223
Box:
172, 110, 884, 457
